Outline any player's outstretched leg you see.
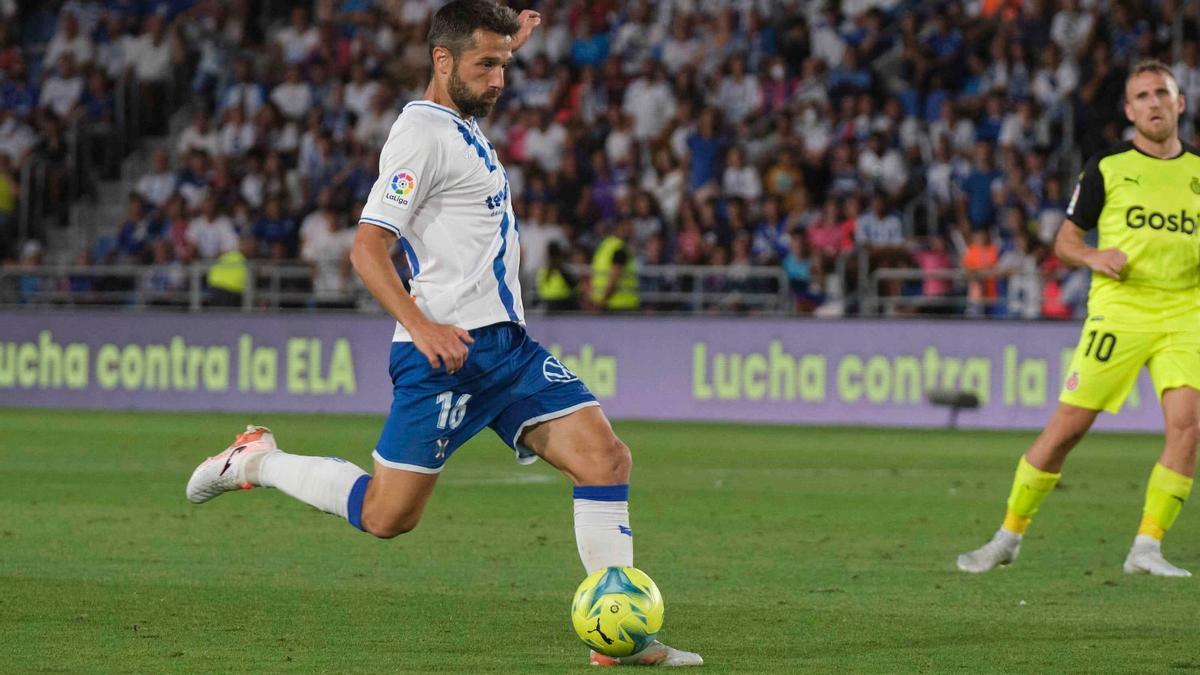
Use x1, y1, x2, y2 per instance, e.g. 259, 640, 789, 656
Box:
1124, 388, 1196, 577
957, 404, 1097, 573
520, 406, 702, 667
186, 425, 373, 528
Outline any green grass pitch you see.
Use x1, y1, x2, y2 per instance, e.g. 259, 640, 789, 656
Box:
2, 409, 1198, 673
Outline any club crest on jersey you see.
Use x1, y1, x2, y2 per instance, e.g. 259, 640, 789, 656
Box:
484, 180, 509, 214
1065, 370, 1080, 392
542, 356, 579, 383
383, 169, 416, 209
1191, 177, 1200, 195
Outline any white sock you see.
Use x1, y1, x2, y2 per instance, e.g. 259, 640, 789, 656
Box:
249, 451, 368, 520
573, 484, 634, 574
1132, 534, 1162, 550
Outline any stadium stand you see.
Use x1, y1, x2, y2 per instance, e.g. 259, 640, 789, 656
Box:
0, 0, 1191, 318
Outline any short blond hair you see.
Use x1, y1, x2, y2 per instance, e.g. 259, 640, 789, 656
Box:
1126, 58, 1177, 86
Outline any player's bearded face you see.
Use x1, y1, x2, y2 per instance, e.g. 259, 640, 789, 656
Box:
448, 62, 500, 118
1126, 73, 1182, 143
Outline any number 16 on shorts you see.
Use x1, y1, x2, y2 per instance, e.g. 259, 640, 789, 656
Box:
436, 391, 472, 430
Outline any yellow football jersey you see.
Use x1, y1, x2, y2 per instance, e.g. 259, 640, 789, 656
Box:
1066, 141, 1200, 331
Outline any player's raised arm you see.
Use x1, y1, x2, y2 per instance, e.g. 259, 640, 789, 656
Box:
349, 226, 473, 373
511, 10, 541, 51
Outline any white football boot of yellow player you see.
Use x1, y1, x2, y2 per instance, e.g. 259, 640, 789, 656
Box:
1123, 535, 1192, 577
956, 529, 1021, 573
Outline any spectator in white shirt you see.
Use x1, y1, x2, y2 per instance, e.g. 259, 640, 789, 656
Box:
603, 107, 635, 170
1050, 0, 1095, 60
514, 54, 556, 108
124, 14, 176, 84
59, 1, 102, 35
125, 14, 180, 134
95, 12, 130, 79
713, 55, 761, 125
856, 133, 909, 198
856, 194, 906, 248
239, 153, 265, 208
612, 2, 661, 73
925, 136, 967, 212
722, 146, 762, 201
1175, 41, 1200, 136
300, 187, 355, 301
623, 61, 676, 142
661, 16, 702, 74
793, 57, 830, 108
0, 109, 37, 166
398, 0, 439, 26
136, 149, 177, 208
929, 100, 976, 156
344, 61, 380, 118
43, 12, 94, 69
516, 3, 571, 62
176, 150, 211, 210
640, 147, 685, 223
998, 99, 1048, 153
518, 199, 569, 292
186, 196, 238, 260
355, 88, 397, 149
810, 7, 847, 68
218, 105, 257, 158
1032, 43, 1079, 114
176, 110, 220, 157
525, 109, 568, 173
274, 7, 319, 65
882, 96, 924, 152
39, 55, 85, 120
270, 65, 313, 120
219, 60, 265, 116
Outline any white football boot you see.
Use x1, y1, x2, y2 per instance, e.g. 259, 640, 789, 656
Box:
589, 641, 704, 667
185, 425, 279, 504
1123, 535, 1192, 577
956, 529, 1022, 573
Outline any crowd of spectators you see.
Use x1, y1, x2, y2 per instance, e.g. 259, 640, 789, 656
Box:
6, 0, 1200, 317
0, 0, 193, 260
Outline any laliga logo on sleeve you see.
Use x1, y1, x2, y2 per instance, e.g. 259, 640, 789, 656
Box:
542, 356, 580, 383
383, 169, 416, 209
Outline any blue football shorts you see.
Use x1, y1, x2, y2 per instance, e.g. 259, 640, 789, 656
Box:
372, 322, 599, 473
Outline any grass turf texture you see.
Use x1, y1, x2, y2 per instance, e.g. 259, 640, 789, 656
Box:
2, 409, 1197, 673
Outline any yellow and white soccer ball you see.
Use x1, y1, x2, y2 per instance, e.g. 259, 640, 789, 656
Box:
570, 566, 664, 657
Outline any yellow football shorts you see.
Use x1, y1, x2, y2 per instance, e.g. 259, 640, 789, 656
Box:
1059, 325, 1200, 413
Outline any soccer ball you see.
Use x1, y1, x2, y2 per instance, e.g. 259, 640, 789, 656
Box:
570, 566, 664, 657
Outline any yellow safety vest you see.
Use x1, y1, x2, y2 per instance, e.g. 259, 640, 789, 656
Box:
537, 267, 573, 302
207, 250, 247, 294
0, 173, 14, 214
590, 235, 639, 310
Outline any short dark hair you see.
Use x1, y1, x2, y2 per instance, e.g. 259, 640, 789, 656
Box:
428, 0, 520, 59
1127, 58, 1177, 86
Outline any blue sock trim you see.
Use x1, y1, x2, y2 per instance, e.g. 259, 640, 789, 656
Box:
573, 484, 629, 502
347, 475, 370, 531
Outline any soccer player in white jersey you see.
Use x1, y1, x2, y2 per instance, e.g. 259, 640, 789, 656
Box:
186, 1, 701, 667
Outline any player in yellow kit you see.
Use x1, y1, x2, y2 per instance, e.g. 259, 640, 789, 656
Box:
957, 59, 1200, 576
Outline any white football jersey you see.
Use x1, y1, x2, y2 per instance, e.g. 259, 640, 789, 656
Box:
359, 100, 523, 342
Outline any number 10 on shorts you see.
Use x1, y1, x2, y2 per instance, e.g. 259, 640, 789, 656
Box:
1084, 330, 1117, 362
436, 391, 472, 430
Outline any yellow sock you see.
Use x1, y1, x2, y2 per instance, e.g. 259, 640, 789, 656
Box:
1138, 463, 1193, 541
1003, 456, 1061, 535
